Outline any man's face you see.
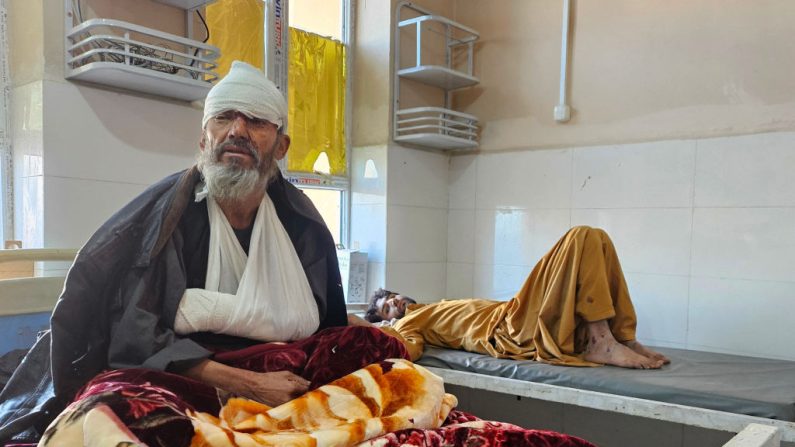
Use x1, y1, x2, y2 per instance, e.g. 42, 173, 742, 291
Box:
375, 293, 417, 320
198, 110, 289, 200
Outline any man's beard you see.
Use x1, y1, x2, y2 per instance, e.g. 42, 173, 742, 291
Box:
396, 296, 417, 318
197, 137, 280, 202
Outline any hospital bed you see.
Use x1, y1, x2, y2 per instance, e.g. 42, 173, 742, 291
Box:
0, 249, 77, 355
417, 346, 795, 447
0, 250, 788, 446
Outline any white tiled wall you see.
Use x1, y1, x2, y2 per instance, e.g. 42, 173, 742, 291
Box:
14, 80, 202, 250
383, 145, 449, 302
447, 131, 795, 361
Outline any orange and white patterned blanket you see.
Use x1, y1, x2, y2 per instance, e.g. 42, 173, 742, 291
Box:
188, 359, 457, 447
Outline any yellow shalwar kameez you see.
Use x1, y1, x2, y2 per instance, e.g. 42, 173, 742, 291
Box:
381, 226, 637, 366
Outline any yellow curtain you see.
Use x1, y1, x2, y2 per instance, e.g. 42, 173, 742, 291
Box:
287, 28, 346, 176
205, 0, 264, 79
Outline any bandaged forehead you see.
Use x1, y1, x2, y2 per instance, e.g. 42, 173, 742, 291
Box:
202, 61, 287, 130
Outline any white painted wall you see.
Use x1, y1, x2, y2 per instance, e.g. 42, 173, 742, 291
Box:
446, 130, 795, 361
452, 0, 795, 151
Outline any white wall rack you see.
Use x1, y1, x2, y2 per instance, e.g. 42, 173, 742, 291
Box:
393, 2, 479, 150
395, 107, 478, 149
64, 2, 220, 102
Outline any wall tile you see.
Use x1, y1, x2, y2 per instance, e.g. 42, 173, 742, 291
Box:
386, 205, 447, 263
447, 209, 475, 263
688, 277, 795, 360
691, 207, 795, 282
42, 82, 199, 184
474, 208, 571, 266
572, 140, 696, 209
385, 261, 446, 303
476, 149, 572, 210
571, 208, 693, 276
454, 132, 795, 361
695, 131, 795, 207
448, 154, 477, 210
446, 262, 474, 298
350, 203, 386, 263
387, 145, 449, 208
625, 273, 689, 347
42, 176, 148, 248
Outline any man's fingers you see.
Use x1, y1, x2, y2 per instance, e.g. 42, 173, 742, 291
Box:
279, 371, 310, 388
292, 376, 310, 387
289, 381, 309, 395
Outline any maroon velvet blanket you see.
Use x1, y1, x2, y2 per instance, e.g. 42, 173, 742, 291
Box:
31, 327, 594, 447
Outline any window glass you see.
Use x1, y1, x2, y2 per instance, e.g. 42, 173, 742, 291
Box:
289, 0, 342, 41
300, 188, 341, 245
286, 0, 349, 249
287, 27, 346, 176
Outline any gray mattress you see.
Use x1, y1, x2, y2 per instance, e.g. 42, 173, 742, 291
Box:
416, 346, 795, 421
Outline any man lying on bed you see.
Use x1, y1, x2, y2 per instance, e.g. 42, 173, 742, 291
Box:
350, 226, 670, 370
0, 61, 408, 446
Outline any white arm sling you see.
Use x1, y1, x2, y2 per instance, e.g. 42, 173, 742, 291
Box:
174, 189, 319, 342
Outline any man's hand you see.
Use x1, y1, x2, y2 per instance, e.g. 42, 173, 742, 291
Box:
182, 359, 309, 407
239, 370, 310, 407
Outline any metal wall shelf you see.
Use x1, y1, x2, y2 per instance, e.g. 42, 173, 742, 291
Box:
392, 2, 480, 151
65, 17, 219, 102
397, 65, 478, 90
67, 62, 215, 101
395, 107, 478, 149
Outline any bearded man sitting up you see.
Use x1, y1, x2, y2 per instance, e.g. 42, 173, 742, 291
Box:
0, 61, 407, 447
350, 226, 669, 370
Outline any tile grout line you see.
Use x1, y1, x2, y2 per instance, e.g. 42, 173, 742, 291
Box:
685, 139, 699, 350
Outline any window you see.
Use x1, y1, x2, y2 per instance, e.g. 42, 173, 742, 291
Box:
301, 188, 341, 244
286, 0, 350, 247
204, 0, 351, 246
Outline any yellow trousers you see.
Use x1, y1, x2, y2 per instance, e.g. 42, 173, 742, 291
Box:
494, 226, 637, 366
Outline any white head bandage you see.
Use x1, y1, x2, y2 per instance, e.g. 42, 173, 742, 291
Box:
202, 60, 287, 130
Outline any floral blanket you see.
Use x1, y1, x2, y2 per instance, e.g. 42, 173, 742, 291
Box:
31, 327, 595, 447
190, 359, 458, 446
188, 359, 595, 447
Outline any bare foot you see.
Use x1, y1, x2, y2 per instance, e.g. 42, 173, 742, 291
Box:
581, 321, 663, 369
622, 340, 670, 365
